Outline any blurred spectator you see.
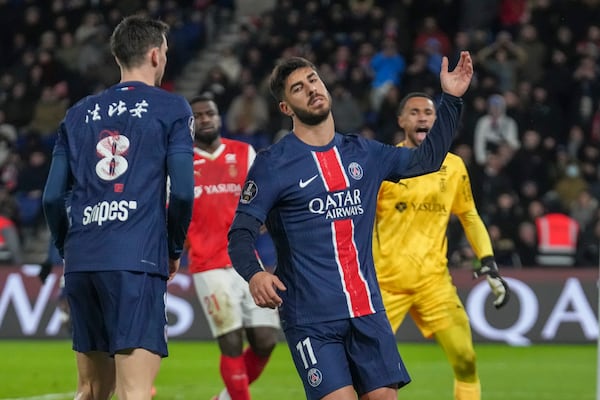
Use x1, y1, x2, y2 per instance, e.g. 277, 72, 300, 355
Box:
199, 65, 237, 112
542, 48, 573, 120
578, 142, 600, 179
523, 85, 564, 142
566, 124, 586, 161
553, 162, 589, 211
217, 45, 242, 84
576, 24, 600, 59
535, 195, 580, 267
570, 188, 599, 231
422, 38, 445, 79
76, 21, 113, 86
14, 133, 50, 233
413, 16, 452, 56
488, 190, 523, 241
571, 56, 600, 133
475, 30, 526, 92
450, 31, 471, 66
515, 220, 538, 267
374, 84, 402, 145
3, 81, 36, 128
0, 213, 22, 265
576, 215, 600, 266
402, 51, 439, 98
527, 199, 547, 222
554, 23, 577, 59
506, 129, 551, 195
459, 94, 487, 147
478, 151, 514, 219
0, 110, 17, 144
528, 0, 558, 40
487, 190, 524, 266
0, 184, 19, 227
519, 180, 543, 211
473, 94, 520, 165
225, 82, 270, 150
330, 82, 364, 134
487, 223, 519, 267
28, 83, 69, 139
515, 23, 546, 86
163, 7, 205, 80
331, 44, 352, 83
458, 0, 498, 32
499, 0, 528, 36
369, 37, 405, 112
345, 64, 372, 116
55, 32, 81, 74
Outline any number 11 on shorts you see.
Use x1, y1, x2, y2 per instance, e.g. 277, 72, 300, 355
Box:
296, 337, 317, 369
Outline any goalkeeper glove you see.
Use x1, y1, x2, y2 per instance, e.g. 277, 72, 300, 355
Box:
473, 256, 510, 309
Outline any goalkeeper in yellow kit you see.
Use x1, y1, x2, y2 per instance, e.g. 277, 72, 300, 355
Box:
373, 92, 509, 400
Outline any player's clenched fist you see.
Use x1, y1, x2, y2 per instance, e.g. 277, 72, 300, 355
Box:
249, 271, 287, 309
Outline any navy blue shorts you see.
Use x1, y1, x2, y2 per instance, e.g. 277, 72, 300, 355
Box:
284, 312, 411, 399
64, 271, 168, 357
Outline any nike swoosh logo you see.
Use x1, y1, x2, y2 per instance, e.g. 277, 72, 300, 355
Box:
299, 175, 318, 188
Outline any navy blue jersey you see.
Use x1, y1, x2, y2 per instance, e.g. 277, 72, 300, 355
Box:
54, 82, 193, 276
232, 94, 462, 328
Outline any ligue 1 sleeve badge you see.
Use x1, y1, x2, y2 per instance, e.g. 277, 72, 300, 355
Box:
240, 180, 258, 204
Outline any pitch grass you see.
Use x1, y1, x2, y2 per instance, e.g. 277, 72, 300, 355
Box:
0, 340, 595, 399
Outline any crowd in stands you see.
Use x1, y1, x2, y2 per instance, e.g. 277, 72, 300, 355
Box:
1, 0, 599, 268
0, 0, 226, 264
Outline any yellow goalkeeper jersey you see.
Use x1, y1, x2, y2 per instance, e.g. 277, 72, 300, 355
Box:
373, 149, 493, 292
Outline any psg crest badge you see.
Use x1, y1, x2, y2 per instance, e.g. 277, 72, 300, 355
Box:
307, 368, 322, 387
347, 162, 363, 180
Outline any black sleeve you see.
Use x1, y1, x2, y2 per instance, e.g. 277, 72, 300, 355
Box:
167, 152, 194, 260
227, 211, 263, 282
42, 153, 70, 258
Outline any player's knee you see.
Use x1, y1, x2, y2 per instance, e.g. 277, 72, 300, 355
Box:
251, 336, 277, 357
451, 349, 477, 379
247, 327, 278, 357
218, 330, 245, 357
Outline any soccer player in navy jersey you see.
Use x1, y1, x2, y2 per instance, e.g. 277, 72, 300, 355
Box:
42, 16, 194, 400
228, 52, 474, 400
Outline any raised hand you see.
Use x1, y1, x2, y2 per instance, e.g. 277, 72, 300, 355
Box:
440, 51, 474, 98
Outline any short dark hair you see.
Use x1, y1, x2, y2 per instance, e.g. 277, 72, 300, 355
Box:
110, 15, 169, 69
189, 93, 219, 113
397, 92, 435, 115
269, 57, 317, 102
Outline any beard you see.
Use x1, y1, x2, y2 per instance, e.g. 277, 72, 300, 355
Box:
290, 95, 331, 126
194, 129, 220, 146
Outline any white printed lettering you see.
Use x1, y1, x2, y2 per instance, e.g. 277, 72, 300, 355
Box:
541, 278, 598, 340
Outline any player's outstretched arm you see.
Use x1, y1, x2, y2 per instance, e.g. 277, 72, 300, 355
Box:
440, 51, 473, 98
